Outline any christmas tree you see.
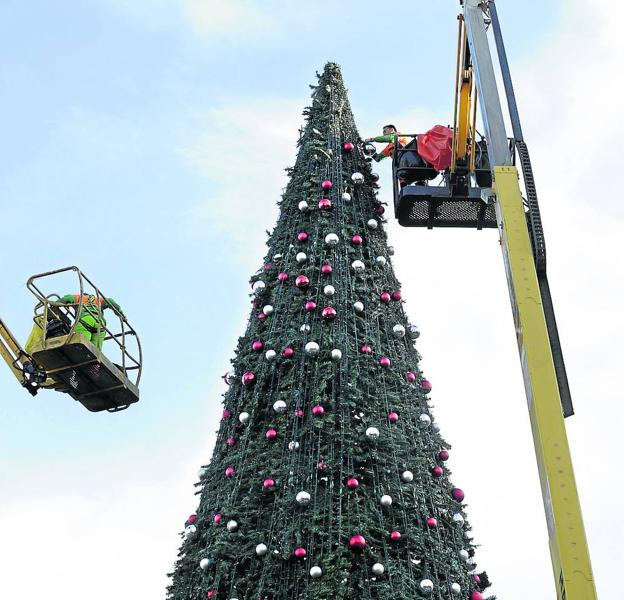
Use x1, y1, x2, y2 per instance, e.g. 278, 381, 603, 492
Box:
167, 63, 494, 600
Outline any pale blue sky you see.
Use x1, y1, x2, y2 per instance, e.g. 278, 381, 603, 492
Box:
3, 2, 622, 599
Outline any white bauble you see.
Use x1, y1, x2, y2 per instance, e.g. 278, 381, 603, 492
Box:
200, 558, 210, 570
465, 531, 474, 540
262, 304, 274, 315
388, 245, 395, 256
375, 256, 387, 266
351, 172, 364, 184
420, 579, 434, 593
185, 525, 197, 535
392, 324, 406, 338
300, 324, 311, 333
408, 324, 420, 339
367, 219, 378, 230
298, 200, 309, 212
371, 563, 385, 576
365, 427, 380, 439
453, 513, 465, 525
419, 414, 432, 426
239, 412, 250, 424
296, 252, 307, 264
451, 582, 462, 594
459, 549, 470, 562
351, 260, 365, 273
432, 422, 441, 433
380, 495, 393, 507
256, 543, 268, 556
265, 349, 277, 361
223, 371, 236, 385
305, 341, 320, 356
273, 400, 287, 413
198, 467, 207, 478
310, 565, 323, 578
401, 470, 414, 482
273, 253, 283, 261
325, 233, 339, 246
252, 280, 266, 293
353, 301, 364, 313
331, 349, 342, 361
296, 491, 311, 505
226, 520, 238, 532
342, 192, 351, 202
288, 441, 300, 450
323, 284, 335, 297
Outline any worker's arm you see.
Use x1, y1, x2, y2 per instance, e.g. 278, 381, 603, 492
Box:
104, 298, 123, 314
55, 294, 78, 305
364, 134, 395, 143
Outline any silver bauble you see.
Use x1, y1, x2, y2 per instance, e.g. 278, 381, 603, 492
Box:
451, 582, 462, 594
351, 260, 365, 273
380, 494, 393, 507
363, 143, 376, 156
419, 414, 432, 426
323, 285, 335, 297
255, 543, 268, 556
300, 324, 311, 333
252, 280, 266, 293
459, 549, 470, 562
262, 304, 274, 315
342, 192, 351, 202
432, 422, 441, 433
353, 301, 364, 313
185, 525, 197, 535
296, 491, 311, 505
351, 172, 364, 184
296, 252, 307, 264
239, 411, 250, 424
199, 558, 210, 570
325, 233, 339, 246
273, 400, 287, 413
265, 349, 277, 361
408, 324, 420, 339
226, 519, 238, 532
465, 531, 474, 540
420, 579, 434, 593
288, 441, 300, 450
367, 219, 378, 230
310, 566, 323, 578
273, 253, 283, 261
375, 256, 387, 266
331, 349, 343, 361
198, 467, 207, 478
224, 371, 236, 385
365, 426, 380, 439
305, 341, 320, 356
392, 324, 406, 338
298, 200, 309, 212
371, 563, 385, 576
388, 245, 395, 256
453, 513, 465, 525
401, 470, 414, 483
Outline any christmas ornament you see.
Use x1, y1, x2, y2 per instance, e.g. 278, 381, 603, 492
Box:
296, 491, 311, 505
226, 519, 238, 532
363, 143, 376, 156
318, 198, 332, 210
323, 284, 335, 296
241, 371, 256, 387
367, 219, 378, 230
459, 549, 470, 562
325, 233, 339, 246
312, 405, 325, 416
342, 142, 354, 152
388, 245, 395, 255
295, 275, 310, 289
295, 408, 305, 417
222, 409, 231, 419
225, 466, 234, 477
432, 466, 444, 477
351, 234, 363, 245
297, 231, 309, 242
298, 200, 309, 212
401, 470, 414, 482
379, 356, 391, 368
305, 301, 317, 312
380, 494, 393, 507
351, 260, 365, 273
360, 344, 373, 354
452, 488, 465, 502
330, 348, 342, 361
322, 306, 337, 321
371, 563, 384, 576
277, 272, 288, 282
391, 290, 402, 301
214, 514, 222, 523
419, 414, 432, 426
432, 422, 441, 433
223, 371, 235, 385
257, 311, 267, 320
299, 324, 311, 334
472, 575, 481, 584
226, 437, 235, 446
321, 179, 333, 190
282, 347, 294, 358
453, 513, 464, 525
186, 514, 197, 525
305, 341, 320, 356
207, 591, 216, 599
365, 427, 380, 439
376, 204, 385, 215
198, 468, 206, 478
185, 524, 196, 535
375, 256, 387, 266
420, 579, 434, 593
392, 324, 406, 338
262, 304, 274, 315
321, 263, 333, 274
294, 547, 307, 558
265, 428, 277, 440
406, 371, 416, 382
346, 477, 359, 490
273, 400, 287, 413
439, 449, 450, 461
252, 280, 266, 294
353, 301, 364, 313
252, 340, 264, 352
370, 172, 380, 182
351, 172, 364, 184
420, 379, 433, 392
451, 583, 461, 594
388, 411, 399, 423
256, 543, 268, 556
390, 530, 401, 541
465, 531, 474, 540
408, 324, 420, 339
317, 459, 328, 470
342, 192, 351, 202
349, 535, 366, 550
288, 441, 300, 450
200, 558, 210, 570
296, 252, 307, 264
380, 292, 391, 303
426, 517, 438, 528
310, 566, 323, 578
470, 593, 484, 600
263, 478, 275, 489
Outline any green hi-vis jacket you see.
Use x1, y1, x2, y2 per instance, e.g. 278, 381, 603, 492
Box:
369, 133, 409, 161
59, 294, 122, 322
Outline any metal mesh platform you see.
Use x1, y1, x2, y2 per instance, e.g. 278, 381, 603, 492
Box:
395, 185, 497, 229
31, 334, 139, 412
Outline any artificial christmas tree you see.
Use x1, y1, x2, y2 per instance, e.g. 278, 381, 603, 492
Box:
167, 63, 494, 600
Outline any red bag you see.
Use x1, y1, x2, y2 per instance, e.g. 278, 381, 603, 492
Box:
417, 125, 453, 172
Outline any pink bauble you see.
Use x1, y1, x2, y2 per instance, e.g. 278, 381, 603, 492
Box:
187, 514, 197, 525
294, 547, 307, 558
305, 300, 317, 312
426, 517, 438, 528
207, 590, 216, 598
214, 513, 222, 523
351, 234, 363, 245
278, 272, 289, 282
295, 408, 304, 417
264, 262, 271, 271
390, 530, 402, 541
360, 344, 373, 354
406, 371, 416, 382
388, 411, 399, 423
317, 460, 328, 471
380, 292, 391, 303
321, 264, 333, 275
225, 466, 234, 477
252, 340, 264, 352
297, 231, 309, 242
420, 379, 432, 392
257, 312, 267, 320
451, 488, 465, 502
391, 290, 402, 301
432, 466, 444, 477
295, 275, 310, 289
265, 428, 277, 440
470, 593, 484, 600
379, 356, 391, 368
222, 409, 231, 419
226, 437, 235, 447
263, 478, 275, 489
282, 347, 294, 358
349, 534, 366, 550
438, 450, 450, 461
322, 306, 337, 321
342, 142, 354, 152
318, 198, 332, 210
321, 179, 333, 190
346, 477, 359, 490
312, 405, 325, 416
472, 575, 481, 584
241, 371, 256, 387
376, 204, 385, 215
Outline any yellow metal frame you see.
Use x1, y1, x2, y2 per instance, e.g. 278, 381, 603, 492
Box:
494, 166, 597, 600
0, 319, 30, 383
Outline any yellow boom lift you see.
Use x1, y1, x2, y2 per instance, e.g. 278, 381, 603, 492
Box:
387, 1, 597, 598
0, 266, 142, 412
